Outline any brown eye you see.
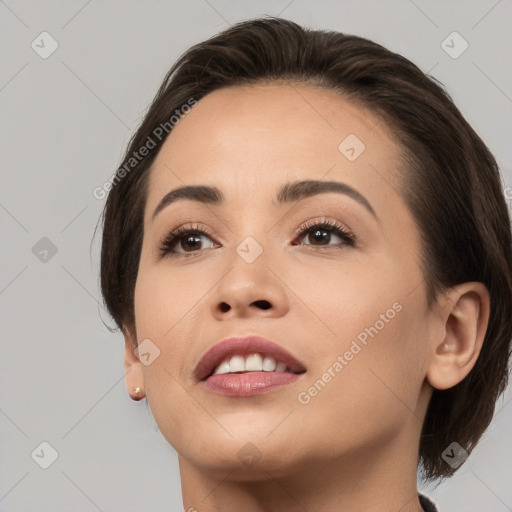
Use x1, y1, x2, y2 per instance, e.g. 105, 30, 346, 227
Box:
159, 225, 218, 258
294, 220, 356, 248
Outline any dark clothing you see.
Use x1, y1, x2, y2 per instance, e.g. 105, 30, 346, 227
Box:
419, 493, 439, 512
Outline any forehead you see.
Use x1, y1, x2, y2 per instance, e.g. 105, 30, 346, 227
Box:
145, 83, 403, 220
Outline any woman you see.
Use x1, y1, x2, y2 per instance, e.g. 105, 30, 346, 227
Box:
97, 17, 512, 512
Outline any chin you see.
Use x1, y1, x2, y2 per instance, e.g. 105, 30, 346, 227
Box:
183, 449, 302, 480
174, 427, 306, 477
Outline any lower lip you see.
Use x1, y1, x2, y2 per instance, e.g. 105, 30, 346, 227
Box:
201, 371, 303, 397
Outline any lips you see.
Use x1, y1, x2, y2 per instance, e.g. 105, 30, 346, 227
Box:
194, 336, 307, 382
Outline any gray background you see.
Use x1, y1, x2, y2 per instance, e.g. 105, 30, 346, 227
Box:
1, 1, 511, 511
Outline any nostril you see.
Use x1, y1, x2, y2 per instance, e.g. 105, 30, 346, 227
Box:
220, 302, 230, 312
253, 300, 271, 310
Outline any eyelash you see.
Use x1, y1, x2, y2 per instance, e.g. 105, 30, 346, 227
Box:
158, 223, 214, 259
294, 219, 356, 248
158, 219, 357, 259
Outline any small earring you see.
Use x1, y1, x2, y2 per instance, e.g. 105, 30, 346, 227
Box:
131, 386, 145, 401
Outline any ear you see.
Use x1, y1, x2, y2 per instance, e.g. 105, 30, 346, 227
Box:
122, 323, 145, 399
426, 282, 490, 390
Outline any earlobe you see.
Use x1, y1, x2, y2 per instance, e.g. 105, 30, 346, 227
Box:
122, 325, 146, 400
426, 282, 490, 391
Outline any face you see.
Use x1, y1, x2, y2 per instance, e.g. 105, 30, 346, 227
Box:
127, 84, 438, 477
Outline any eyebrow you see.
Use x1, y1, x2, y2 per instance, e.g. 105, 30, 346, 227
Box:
151, 180, 378, 222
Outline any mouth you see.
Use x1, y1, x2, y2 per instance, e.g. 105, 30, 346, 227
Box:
194, 336, 307, 397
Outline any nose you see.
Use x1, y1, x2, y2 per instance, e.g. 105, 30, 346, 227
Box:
210, 258, 290, 320
219, 297, 271, 313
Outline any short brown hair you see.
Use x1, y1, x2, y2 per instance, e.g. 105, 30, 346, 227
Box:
96, 16, 512, 482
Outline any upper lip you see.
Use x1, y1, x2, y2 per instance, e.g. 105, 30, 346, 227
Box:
194, 336, 307, 381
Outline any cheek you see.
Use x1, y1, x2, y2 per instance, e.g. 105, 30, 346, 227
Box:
132, 265, 208, 446
134, 261, 207, 338
294, 304, 427, 449
295, 257, 428, 410
283, 253, 402, 342
132, 263, 206, 399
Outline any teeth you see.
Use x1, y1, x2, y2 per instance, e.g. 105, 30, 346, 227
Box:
246, 353, 263, 371
213, 360, 230, 374
212, 353, 290, 375
275, 362, 287, 372
262, 355, 276, 371
229, 355, 245, 372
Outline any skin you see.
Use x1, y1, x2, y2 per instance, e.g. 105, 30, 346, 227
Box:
122, 84, 490, 512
